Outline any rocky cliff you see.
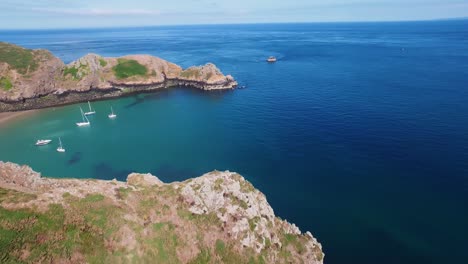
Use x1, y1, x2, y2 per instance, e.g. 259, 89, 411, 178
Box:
0, 161, 323, 263
0, 42, 237, 112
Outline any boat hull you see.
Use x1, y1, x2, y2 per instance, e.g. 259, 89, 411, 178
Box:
35, 140, 52, 146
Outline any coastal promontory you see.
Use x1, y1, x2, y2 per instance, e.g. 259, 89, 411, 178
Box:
0, 42, 237, 112
0, 161, 324, 263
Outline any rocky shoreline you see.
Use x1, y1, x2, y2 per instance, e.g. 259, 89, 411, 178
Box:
0, 77, 236, 112
0, 42, 237, 112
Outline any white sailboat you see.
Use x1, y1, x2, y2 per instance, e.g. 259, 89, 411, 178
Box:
108, 106, 117, 119
57, 137, 65, 152
35, 139, 52, 146
84, 101, 96, 116
76, 107, 90, 126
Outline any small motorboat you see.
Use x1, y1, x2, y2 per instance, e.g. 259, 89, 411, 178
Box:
267, 56, 277, 63
35, 139, 52, 146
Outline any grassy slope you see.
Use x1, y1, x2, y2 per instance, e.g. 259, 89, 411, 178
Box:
0, 77, 13, 91
0, 186, 276, 264
0, 42, 38, 74
112, 59, 148, 79
180, 68, 202, 79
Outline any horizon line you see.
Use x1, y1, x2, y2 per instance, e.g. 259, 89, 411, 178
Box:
1, 17, 467, 31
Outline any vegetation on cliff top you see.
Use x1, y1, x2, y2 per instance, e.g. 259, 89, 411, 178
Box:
0, 189, 116, 263
0, 77, 13, 91
0, 161, 322, 263
63, 66, 79, 79
0, 186, 273, 263
112, 58, 148, 79
0, 42, 38, 74
63, 63, 90, 80
99, 58, 107, 67
180, 68, 202, 79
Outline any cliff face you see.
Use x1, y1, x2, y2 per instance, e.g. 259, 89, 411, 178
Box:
0, 42, 237, 112
0, 161, 323, 263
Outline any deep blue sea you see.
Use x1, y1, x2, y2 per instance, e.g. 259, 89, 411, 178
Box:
1, 21, 468, 263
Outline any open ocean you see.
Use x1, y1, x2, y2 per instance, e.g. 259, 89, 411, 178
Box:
1, 21, 468, 263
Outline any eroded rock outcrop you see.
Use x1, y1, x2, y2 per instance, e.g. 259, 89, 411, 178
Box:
0, 161, 324, 263
0, 42, 238, 112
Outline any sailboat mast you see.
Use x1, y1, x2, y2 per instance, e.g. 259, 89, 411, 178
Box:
80, 108, 85, 122
88, 101, 92, 112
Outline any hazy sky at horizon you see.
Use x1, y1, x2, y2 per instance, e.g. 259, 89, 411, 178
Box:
1, 0, 468, 29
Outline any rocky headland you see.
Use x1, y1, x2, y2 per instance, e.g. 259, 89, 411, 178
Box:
0, 42, 237, 112
0, 161, 324, 263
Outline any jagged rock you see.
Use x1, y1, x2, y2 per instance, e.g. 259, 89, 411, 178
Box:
0, 161, 43, 188
0, 42, 238, 112
0, 162, 323, 263
179, 170, 323, 261
127, 173, 164, 187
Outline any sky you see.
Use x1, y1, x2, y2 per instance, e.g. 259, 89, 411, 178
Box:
1, 0, 468, 29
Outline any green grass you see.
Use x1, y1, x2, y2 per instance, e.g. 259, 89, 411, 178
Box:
99, 58, 107, 67
0, 187, 36, 203
239, 178, 256, 193
213, 178, 224, 191
180, 68, 201, 79
248, 217, 260, 231
82, 194, 105, 202
0, 42, 38, 74
63, 62, 91, 80
215, 239, 225, 254
140, 221, 180, 263
116, 187, 132, 200
0, 77, 13, 91
112, 59, 147, 79
188, 248, 211, 264
281, 233, 306, 256
232, 196, 249, 210
63, 66, 79, 79
177, 207, 195, 220
0, 202, 109, 263
0, 184, 314, 263
213, 241, 266, 264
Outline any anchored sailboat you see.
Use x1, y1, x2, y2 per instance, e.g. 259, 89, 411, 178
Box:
57, 137, 65, 152
76, 107, 90, 126
108, 106, 117, 119
84, 101, 96, 116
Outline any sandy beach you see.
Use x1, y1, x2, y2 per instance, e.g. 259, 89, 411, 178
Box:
0, 110, 37, 127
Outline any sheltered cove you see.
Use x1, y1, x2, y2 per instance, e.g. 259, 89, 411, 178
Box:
0, 42, 324, 263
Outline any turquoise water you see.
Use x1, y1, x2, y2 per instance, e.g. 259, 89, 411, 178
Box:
1, 89, 244, 182
1, 21, 468, 263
